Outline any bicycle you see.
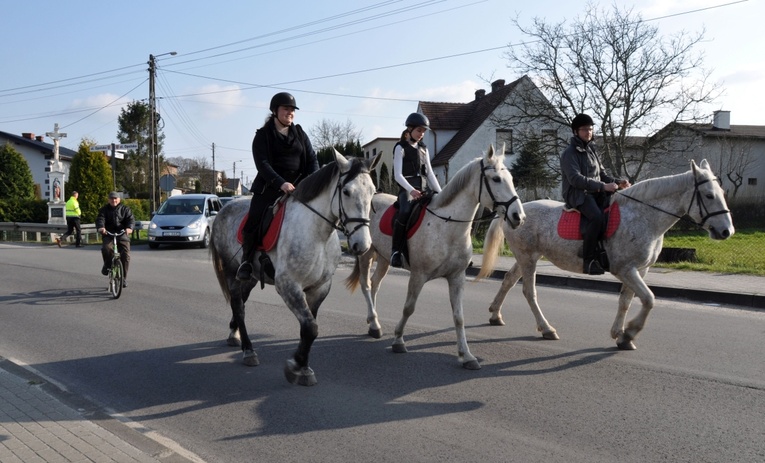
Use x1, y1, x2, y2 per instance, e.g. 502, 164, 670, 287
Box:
105, 230, 126, 299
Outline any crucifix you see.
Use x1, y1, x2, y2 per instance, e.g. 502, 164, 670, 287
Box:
46, 123, 67, 165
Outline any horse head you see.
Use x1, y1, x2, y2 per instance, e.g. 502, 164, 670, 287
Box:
480, 143, 525, 229
691, 159, 735, 240
332, 149, 379, 255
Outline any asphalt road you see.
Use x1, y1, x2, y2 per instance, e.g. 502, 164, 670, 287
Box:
1, 242, 763, 463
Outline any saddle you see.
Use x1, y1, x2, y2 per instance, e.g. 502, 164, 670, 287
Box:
236, 200, 287, 252
557, 201, 620, 240
379, 195, 431, 265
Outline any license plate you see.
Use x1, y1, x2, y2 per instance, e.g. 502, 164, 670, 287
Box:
163, 232, 181, 236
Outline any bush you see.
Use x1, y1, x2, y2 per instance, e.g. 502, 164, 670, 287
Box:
0, 198, 49, 222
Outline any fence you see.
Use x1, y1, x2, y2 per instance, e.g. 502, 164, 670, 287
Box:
0, 222, 150, 244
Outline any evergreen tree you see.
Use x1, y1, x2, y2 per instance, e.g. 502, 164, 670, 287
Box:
378, 163, 392, 194
0, 143, 35, 200
117, 100, 165, 198
67, 140, 113, 222
510, 136, 558, 200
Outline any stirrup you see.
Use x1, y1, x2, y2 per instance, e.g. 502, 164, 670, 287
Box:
236, 262, 253, 281
390, 251, 403, 268
584, 259, 605, 275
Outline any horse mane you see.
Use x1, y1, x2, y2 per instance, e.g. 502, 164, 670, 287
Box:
617, 170, 693, 203
292, 157, 370, 203
430, 157, 479, 208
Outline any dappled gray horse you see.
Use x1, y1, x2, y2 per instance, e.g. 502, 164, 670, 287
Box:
210, 151, 379, 386
346, 144, 525, 369
478, 159, 734, 350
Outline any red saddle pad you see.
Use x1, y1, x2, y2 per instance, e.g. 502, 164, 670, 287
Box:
379, 204, 427, 238
557, 202, 620, 240
236, 203, 287, 252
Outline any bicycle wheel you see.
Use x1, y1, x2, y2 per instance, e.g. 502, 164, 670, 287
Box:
110, 259, 124, 299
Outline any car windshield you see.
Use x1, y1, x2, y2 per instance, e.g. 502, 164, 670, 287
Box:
158, 200, 204, 215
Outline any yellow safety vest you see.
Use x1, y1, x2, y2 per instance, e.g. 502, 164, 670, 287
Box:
65, 197, 81, 217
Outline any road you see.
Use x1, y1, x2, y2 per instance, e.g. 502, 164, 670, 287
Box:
1, 242, 763, 463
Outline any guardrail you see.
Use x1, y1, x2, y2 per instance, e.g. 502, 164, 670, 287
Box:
0, 221, 151, 244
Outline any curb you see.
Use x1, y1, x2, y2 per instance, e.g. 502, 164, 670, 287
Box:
465, 267, 765, 310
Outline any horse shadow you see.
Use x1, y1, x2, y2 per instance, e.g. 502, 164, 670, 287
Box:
25, 324, 617, 439
0, 287, 117, 306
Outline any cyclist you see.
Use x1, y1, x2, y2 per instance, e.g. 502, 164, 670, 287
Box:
96, 192, 135, 287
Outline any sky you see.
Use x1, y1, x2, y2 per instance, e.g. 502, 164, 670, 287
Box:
1, 0, 762, 185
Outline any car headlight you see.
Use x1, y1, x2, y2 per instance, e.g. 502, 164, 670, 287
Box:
149, 222, 157, 229
187, 220, 201, 230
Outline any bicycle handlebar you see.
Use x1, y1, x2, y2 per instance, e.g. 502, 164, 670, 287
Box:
104, 230, 126, 237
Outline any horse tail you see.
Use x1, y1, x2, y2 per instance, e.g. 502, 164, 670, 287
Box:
476, 217, 505, 281
210, 232, 232, 305
344, 257, 361, 293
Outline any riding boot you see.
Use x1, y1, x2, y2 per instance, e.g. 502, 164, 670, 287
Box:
583, 233, 605, 275
236, 232, 258, 281
390, 218, 406, 268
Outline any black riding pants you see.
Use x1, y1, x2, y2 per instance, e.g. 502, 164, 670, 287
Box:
392, 190, 413, 253
578, 194, 606, 261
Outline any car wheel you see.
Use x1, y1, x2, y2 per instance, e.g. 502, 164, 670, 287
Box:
200, 229, 210, 249
148, 242, 159, 249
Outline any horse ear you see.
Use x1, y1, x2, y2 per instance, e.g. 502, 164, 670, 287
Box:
334, 148, 350, 171
367, 152, 382, 172
699, 159, 711, 170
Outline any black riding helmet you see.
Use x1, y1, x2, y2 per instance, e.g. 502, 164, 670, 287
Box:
405, 112, 430, 129
270, 92, 299, 113
571, 113, 595, 133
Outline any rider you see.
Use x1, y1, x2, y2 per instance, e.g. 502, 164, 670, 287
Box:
236, 92, 319, 281
96, 191, 135, 287
390, 112, 442, 268
560, 113, 630, 275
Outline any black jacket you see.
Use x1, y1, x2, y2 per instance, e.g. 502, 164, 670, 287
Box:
250, 119, 319, 195
560, 136, 621, 209
96, 203, 135, 242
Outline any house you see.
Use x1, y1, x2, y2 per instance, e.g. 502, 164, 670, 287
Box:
0, 130, 76, 200
362, 137, 398, 191
638, 111, 765, 202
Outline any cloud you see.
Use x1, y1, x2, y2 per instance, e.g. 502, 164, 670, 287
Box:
186, 84, 245, 119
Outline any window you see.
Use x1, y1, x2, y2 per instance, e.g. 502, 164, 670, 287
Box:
748, 178, 757, 186
496, 129, 513, 154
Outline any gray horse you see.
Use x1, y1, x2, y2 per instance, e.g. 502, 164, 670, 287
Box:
210, 151, 379, 386
346, 144, 525, 370
478, 159, 734, 350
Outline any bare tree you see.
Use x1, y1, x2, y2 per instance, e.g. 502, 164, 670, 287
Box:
500, 3, 721, 181
309, 119, 363, 150
714, 137, 757, 199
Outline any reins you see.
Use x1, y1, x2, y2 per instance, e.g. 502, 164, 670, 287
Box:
425, 159, 519, 224
615, 173, 729, 230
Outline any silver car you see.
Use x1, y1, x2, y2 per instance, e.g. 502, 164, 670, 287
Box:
147, 194, 222, 249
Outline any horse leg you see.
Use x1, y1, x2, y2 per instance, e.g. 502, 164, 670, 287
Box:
391, 273, 427, 354
361, 251, 387, 338
446, 272, 480, 370
229, 281, 259, 366
613, 267, 652, 350
279, 282, 320, 386
519, 264, 559, 340
487, 263, 522, 326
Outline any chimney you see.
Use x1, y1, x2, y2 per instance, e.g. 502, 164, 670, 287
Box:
712, 110, 730, 131
22, 133, 35, 140
491, 79, 505, 92
475, 89, 486, 100
35, 136, 44, 142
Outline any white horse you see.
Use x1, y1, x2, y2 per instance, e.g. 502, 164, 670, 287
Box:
478, 159, 734, 350
345, 144, 525, 369
210, 151, 380, 386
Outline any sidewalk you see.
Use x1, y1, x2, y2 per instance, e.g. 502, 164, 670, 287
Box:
0, 358, 198, 463
466, 254, 765, 310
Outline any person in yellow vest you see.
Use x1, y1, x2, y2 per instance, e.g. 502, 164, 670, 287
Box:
57, 191, 82, 247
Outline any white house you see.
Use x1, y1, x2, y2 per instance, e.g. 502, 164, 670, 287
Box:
0, 130, 76, 200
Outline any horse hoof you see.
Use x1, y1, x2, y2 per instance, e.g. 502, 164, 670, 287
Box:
542, 331, 560, 340
489, 317, 505, 326
284, 359, 317, 386
391, 343, 407, 354
243, 350, 259, 366
227, 336, 242, 347
463, 360, 481, 370
368, 328, 382, 339
617, 340, 637, 350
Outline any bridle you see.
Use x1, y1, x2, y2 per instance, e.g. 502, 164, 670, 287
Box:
294, 168, 371, 241
426, 159, 520, 224
617, 171, 730, 228
479, 159, 520, 223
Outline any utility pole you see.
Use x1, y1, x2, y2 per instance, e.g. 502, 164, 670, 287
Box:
211, 142, 216, 194
148, 51, 176, 211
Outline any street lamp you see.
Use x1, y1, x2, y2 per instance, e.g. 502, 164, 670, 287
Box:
148, 51, 177, 212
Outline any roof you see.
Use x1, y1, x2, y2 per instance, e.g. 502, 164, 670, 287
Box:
0, 130, 77, 160
423, 77, 525, 167
677, 123, 765, 139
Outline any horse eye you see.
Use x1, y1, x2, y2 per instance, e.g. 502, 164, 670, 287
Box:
343, 188, 350, 196
492, 176, 501, 183
706, 193, 714, 199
